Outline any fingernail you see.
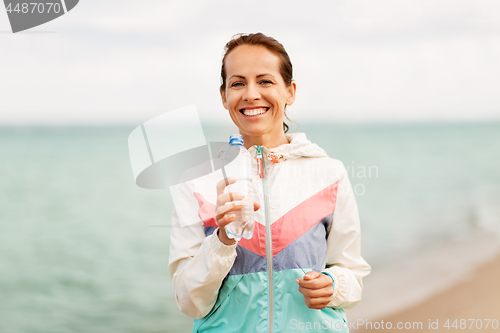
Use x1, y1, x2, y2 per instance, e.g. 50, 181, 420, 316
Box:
296, 279, 299, 284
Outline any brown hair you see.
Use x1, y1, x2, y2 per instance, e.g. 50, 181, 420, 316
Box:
220, 33, 294, 133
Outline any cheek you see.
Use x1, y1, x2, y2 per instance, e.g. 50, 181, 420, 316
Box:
226, 93, 239, 107
271, 91, 286, 104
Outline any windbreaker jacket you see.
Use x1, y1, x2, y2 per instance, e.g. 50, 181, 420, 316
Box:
168, 133, 371, 333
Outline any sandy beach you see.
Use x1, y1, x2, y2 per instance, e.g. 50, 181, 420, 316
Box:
352, 254, 500, 332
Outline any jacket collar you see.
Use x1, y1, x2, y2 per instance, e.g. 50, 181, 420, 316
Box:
247, 132, 328, 163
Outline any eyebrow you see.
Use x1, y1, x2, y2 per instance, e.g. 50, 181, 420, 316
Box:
228, 73, 276, 80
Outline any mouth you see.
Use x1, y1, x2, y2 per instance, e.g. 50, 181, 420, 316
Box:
239, 107, 269, 117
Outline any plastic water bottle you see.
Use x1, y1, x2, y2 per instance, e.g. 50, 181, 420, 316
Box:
222, 134, 255, 241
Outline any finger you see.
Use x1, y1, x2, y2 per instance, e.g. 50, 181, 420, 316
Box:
304, 297, 332, 309
217, 212, 236, 229
253, 201, 261, 211
309, 296, 333, 305
216, 192, 245, 207
304, 271, 321, 280
216, 177, 236, 196
300, 279, 333, 289
216, 201, 244, 219
298, 286, 333, 298
296, 278, 331, 290
297, 272, 332, 289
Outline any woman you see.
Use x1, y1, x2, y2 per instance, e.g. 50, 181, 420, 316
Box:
168, 33, 371, 332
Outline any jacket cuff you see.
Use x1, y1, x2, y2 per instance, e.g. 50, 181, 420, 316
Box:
329, 270, 342, 301
207, 229, 238, 257
321, 271, 338, 300
323, 267, 345, 307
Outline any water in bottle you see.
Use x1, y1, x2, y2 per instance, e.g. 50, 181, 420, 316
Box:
222, 134, 255, 241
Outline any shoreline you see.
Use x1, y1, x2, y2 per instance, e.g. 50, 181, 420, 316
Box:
345, 230, 500, 326
351, 253, 500, 332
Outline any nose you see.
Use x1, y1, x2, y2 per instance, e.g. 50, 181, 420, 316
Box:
243, 82, 261, 101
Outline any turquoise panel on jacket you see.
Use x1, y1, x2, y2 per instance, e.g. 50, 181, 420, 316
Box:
193, 269, 348, 333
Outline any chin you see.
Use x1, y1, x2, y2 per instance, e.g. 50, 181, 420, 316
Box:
239, 129, 265, 137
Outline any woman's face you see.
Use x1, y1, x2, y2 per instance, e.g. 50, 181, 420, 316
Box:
221, 44, 296, 143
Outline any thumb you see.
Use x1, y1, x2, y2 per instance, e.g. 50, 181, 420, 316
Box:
253, 201, 261, 211
304, 271, 321, 280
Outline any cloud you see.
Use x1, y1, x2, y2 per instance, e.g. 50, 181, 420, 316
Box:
0, 0, 499, 124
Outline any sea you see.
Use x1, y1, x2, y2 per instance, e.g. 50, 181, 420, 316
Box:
1, 122, 499, 332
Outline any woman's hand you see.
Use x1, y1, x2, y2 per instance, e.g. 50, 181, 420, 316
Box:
296, 271, 334, 309
215, 177, 260, 246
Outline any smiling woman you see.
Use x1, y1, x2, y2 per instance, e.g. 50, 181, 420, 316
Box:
168, 32, 371, 333
220, 43, 296, 149
220, 33, 296, 148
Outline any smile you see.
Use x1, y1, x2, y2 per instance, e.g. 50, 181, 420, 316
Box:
239, 107, 269, 116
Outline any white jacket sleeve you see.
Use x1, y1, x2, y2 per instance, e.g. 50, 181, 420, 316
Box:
167, 181, 237, 319
323, 163, 371, 309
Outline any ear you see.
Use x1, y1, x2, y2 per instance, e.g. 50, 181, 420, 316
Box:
220, 87, 228, 110
285, 81, 297, 106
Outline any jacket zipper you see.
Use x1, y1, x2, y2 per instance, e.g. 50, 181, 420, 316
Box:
256, 146, 273, 333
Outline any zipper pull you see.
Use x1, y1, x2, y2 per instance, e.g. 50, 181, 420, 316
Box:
256, 146, 264, 178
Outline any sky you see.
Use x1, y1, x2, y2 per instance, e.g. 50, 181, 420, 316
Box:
0, 0, 499, 126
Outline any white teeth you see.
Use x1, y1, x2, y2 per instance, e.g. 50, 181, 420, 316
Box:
241, 108, 268, 116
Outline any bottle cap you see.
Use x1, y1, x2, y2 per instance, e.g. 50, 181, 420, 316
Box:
229, 134, 244, 146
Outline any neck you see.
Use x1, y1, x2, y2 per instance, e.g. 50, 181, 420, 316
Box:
241, 131, 289, 149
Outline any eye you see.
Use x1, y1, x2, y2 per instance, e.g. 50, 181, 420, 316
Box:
231, 82, 243, 87
260, 80, 273, 85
